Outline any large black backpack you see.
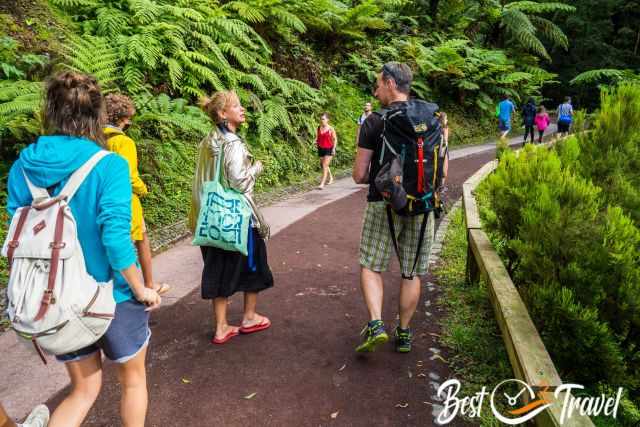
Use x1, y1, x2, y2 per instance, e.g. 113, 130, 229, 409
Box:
373, 99, 444, 278
374, 99, 444, 217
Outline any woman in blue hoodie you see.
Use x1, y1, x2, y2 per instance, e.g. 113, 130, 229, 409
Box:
7, 72, 161, 427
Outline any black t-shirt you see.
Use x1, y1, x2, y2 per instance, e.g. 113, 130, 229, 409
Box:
357, 101, 407, 202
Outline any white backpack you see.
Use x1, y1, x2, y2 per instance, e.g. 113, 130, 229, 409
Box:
2, 151, 116, 363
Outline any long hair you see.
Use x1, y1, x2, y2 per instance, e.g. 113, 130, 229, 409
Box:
43, 71, 106, 145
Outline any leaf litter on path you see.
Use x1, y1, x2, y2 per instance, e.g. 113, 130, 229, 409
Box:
244, 392, 257, 400
395, 403, 409, 408
331, 411, 339, 419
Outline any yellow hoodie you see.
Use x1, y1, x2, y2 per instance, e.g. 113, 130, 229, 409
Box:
104, 126, 148, 241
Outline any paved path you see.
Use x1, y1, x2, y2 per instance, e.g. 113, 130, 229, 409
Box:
1, 131, 541, 424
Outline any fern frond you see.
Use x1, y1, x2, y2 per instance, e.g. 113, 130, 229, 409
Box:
506, 1, 575, 14
529, 16, 569, 50
223, 1, 266, 23
570, 69, 634, 85
95, 7, 130, 36
62, 35, 120, 87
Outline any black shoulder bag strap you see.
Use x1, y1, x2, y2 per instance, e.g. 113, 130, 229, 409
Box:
386, 205, 430, 280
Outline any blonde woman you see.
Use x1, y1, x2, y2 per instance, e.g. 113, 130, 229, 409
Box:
189, 91, 273, 345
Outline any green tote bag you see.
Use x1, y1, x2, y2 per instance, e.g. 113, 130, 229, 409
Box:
192, 144, 252, 256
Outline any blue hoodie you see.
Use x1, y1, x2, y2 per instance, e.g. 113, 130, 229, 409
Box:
7, 135, 138, 303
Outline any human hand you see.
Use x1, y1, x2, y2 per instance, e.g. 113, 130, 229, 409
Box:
135, 287, 162, 311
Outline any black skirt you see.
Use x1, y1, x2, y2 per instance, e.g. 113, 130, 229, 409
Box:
200, 227, 274, 299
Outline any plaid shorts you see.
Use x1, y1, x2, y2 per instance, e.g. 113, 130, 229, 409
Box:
359, 202, 435, 277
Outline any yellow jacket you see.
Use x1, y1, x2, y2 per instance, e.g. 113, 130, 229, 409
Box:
104, 126, 148, 240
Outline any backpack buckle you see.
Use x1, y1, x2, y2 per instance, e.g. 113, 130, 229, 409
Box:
49, 242, 66, 249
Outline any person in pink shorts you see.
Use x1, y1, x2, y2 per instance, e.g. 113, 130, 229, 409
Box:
534, 106, 550, 144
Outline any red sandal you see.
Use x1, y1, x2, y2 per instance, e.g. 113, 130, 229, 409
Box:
211, 328, 239, 344
239, 318, 271, 334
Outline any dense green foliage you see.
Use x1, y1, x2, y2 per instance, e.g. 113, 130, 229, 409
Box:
478, 84, 640, 413
0, 0, 577, 231
546, 0, 640, 108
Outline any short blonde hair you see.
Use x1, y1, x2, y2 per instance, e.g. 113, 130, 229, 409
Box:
200, 91, 239, 124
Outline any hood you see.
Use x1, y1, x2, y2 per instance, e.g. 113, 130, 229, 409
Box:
19, 135, 102, 188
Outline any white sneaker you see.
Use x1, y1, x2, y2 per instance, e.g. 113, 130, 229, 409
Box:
19, 405, 50, 427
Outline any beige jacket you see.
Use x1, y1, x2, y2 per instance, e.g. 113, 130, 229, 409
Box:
188, 127, 270, 239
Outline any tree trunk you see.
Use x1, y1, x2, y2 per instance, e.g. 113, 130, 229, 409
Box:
429, 0, 439, 21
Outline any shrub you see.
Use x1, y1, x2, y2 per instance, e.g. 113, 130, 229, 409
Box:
478, 143, 640, 394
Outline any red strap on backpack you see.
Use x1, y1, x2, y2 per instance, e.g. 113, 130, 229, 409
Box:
417, 137, 425, 193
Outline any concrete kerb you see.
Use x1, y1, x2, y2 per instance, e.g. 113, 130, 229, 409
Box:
0, 135, 533, 421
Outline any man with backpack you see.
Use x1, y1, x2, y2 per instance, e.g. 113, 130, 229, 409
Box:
352, 62, 442, 354
522, 97, 537, 144
556, 96, 574, 137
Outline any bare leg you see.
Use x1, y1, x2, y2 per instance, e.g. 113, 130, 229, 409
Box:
212, 298, 239, 340
327, 156, 334, 184
398, 276, 421, 329
360, 267, 384, 321
117, 345, 148, 427
135, 235, 153, 289
319, 157, 329, 188
48, 352, 102, 427
242, 292, 269, 327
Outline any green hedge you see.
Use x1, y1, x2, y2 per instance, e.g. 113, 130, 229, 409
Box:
477, 84, 640, 420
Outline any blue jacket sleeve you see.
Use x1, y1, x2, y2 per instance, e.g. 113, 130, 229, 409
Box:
96, 155, 137, 271
7, 160, 33, 218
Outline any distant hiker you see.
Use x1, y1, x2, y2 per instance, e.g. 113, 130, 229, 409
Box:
557, 96, 574, 137
356, 101, 373, 145
497, 95, 516, 138
189, 90, 273, 345
353, 62, 444, 354
316, 112, 337, 189
104, 93, 170, 297
522, 97, 537, 144
535, 106, 550, 143
7, 71, 160, 427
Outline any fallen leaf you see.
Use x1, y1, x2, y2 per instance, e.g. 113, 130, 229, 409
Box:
430, 354, 448, 363
428, 332, 441, 338
330, 411, 339, 419
423, 401, 434, 406
244, 392, 257, 400
417, 373, 427, 378
317, 264, 322, 268
181, 378, 191, 384
395, 403, 409, 408
408, 369, 413, 378
295, 292, 305, 296
344, 313, 352, 318
338, 364, 347, 372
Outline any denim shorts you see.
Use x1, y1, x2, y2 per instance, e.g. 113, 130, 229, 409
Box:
56, 299, 151, 364
498, 119, 511, 131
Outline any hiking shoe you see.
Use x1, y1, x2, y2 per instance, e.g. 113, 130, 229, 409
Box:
395, 327, 413, 353
355, 320, 389, 353
19, 404, 49, 427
